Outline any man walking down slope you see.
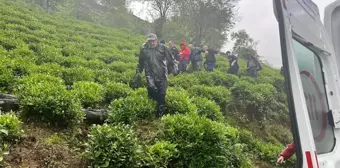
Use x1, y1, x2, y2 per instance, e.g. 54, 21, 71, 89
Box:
136, 33, 178, 118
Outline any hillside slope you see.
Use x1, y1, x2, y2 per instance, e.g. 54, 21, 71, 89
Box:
0, 0, 294, 167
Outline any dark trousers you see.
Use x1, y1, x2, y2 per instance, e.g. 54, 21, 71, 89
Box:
179, 60, 189, 73
247, 69, 258, 78
192, 60, 202, 71
206, 63, 215, 71
147, 80, 167, 118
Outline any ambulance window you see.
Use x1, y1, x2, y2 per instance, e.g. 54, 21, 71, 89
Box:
292, 39, 335, 154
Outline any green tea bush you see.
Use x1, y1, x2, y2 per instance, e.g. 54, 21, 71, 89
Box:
18, 74, 83, 126
62, 67, 95, 85
107, 95, 156, 125
108, 61, 136, 73
30, 43, 64, 65
0, 35, 26, 51
86, 124, 145, 168
195, 71, 240, 88
160, 112, 251, 168
191, 97, 224, 122
230, 81, 283, 120
0, 113, 23, 142
28, 63, 64, 78
188, 85, 232, 109
71, 81, 105, 108
130, 88, 149, 98
104, 82, 133, 104
0, 64, 15, 93
165, 88, 197, 115
60, 56, 87, 68
148, 141, 178, 168
168, 73, 200, 89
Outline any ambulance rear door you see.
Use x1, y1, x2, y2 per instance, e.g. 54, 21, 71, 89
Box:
274, 0, 340, 167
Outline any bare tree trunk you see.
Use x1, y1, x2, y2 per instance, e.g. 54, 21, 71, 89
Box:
154, 17, 165, 39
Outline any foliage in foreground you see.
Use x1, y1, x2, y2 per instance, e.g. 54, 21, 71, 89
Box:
0, 112, 23, 165
160, 112, 252, 168
17, 74, 83, 126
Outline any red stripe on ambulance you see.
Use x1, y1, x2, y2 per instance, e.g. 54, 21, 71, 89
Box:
306, 151, 313, 168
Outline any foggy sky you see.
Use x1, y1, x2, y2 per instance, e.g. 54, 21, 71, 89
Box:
130, 0, 336, 68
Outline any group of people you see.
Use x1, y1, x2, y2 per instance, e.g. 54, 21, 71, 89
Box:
136, 33, 294, 165
136, 33, 264, 118
167, 40, 220, 73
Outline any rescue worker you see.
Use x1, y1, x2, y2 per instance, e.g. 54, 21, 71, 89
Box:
246, 55, 262, 78
136, 33, 178, 118
226, 51, 239, 75
203, 45, 219, 71
189, 44, 205, 71
179, 41, 190, 73
277, 142, 295, 164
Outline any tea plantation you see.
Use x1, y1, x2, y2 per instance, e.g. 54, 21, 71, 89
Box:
0, 0, 295, 167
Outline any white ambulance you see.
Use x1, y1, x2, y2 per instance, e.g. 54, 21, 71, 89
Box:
274, 0, 340, 167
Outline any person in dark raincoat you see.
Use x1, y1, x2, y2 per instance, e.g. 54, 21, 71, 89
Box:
169, 41, 180, 61
226, 51, 239, 75
246, 55, 262, 78
189, 44, 205, 71
203, 45, 219, 71
136, 33, 178, 118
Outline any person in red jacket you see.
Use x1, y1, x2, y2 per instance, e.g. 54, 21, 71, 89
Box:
179, 41, 190, 73
277, 142, 296, 164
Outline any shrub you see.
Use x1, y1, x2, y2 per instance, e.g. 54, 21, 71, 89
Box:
28, 63, 64, 78
0, 113, 23, 142
86, 124, 145, 168
188, 85, 232, 109
230, 81, 282, 120
160, 112, 251, 168
168, 73, 200, 89
148, 141, 178, 168
0, 64, 15, 93
30, 43, 64, 64
165, 88, 197, 115
108, 61, 136, 73
71, 81, 105, 108
8, 46, 36, 60
104, 82, 132, 104
62, 67, 95, 85
130, 88, 149, 98
18, 74, 83, 126
107, 95, 156, 125
195, 71, 240, 88
191, 97, 224, 122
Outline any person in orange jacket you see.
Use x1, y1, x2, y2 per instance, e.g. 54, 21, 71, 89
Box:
277, 142, 296, 164
179, 41, 190, 73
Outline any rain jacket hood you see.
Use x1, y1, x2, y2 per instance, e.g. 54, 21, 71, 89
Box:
179, 41, 190, 61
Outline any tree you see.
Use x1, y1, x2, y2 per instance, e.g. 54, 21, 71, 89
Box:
138, 0, 176, 39
231, 29, 259, 58
171, 0, 239, 49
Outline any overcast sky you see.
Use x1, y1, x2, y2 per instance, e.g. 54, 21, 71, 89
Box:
129, 0, 336, 68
